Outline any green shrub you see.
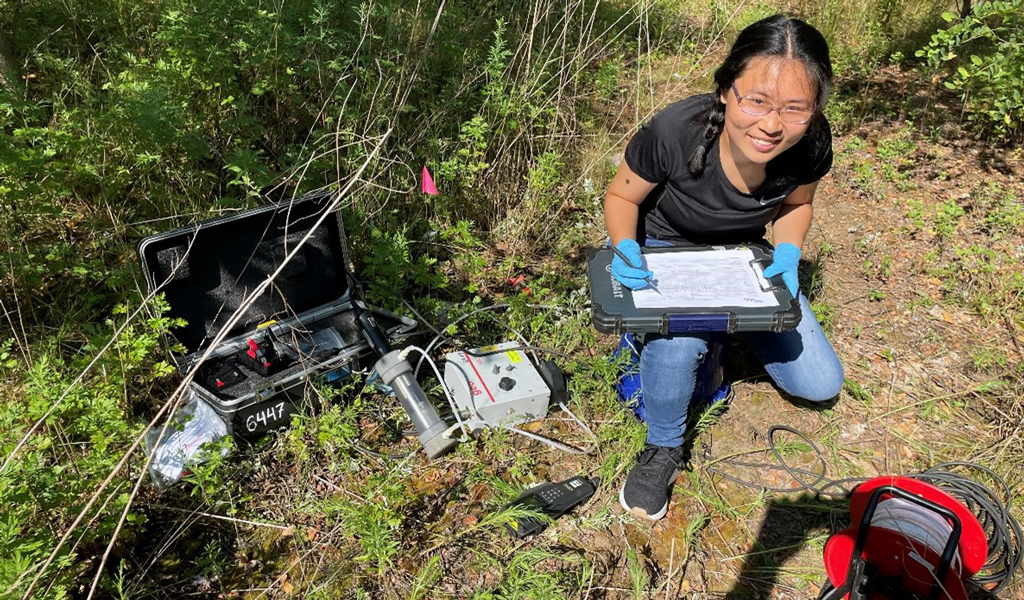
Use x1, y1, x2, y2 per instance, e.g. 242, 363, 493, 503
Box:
0, 298, 181, 599
917, 1, 1024, 139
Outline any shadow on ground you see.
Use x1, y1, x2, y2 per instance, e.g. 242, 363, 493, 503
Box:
720, 494, 848, 599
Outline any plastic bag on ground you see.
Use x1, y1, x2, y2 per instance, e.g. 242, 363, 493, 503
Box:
143, 391, 230, 490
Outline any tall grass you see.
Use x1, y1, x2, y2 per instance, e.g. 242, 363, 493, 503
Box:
796, 0, 954, 58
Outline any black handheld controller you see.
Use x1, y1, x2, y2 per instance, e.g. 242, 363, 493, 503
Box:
507, 475, 599, 539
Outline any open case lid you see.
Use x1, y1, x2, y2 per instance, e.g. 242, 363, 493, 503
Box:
137, 191, 350, 355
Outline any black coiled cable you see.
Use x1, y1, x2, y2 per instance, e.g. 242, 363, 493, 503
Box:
912, 463, 1023, 594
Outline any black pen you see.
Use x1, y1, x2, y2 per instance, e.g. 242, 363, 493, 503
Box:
610, 246, 660, 293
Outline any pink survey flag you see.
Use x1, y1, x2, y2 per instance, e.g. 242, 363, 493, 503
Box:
422, 166, 439, 195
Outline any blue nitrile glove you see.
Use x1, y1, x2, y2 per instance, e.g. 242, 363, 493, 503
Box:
610, 239, 654, 290
762, 242, 801, 297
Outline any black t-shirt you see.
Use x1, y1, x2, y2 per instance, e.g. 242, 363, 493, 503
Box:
624, 94, 833, 245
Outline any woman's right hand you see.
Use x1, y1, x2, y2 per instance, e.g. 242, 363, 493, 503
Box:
611, 239, 654, 290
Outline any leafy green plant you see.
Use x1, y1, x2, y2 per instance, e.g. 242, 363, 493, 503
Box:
322, 464, 410, 575
182, 436, 237, 504
680, 513, 710, 561
436, 115, 493, 193
469, 547, 590, 600
357, 222, 447, 299
0, 298, 181, 598
905, 197, 927, 229
852, 160, 882, 197
625, 548, 649, 600
811, 299, 839, 333
875, 129, 916, 188
843, 378, 874, 405
934, 197, 965, 240
526, 151, 564, 212
931, 243, 1022, 318
595, 57, 625, 99
917, 1, 1024, 138
971, 347, 1009, 371
408, 556, 443, 600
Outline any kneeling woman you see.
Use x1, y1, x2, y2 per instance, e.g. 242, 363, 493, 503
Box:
604, 14, 845, 521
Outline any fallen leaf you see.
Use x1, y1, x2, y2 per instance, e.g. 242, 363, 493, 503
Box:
466, 483, 488, 503
462, 514, 479, 527
277, 573, 293, 594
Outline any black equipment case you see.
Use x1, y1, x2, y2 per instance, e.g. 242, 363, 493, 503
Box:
137, 191, 415, 442
587, 244, 801, 335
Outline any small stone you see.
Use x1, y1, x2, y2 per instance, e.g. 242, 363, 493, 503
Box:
848, 227, 858, 233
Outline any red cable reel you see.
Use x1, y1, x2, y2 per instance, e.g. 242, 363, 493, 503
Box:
821, 476, 988, 600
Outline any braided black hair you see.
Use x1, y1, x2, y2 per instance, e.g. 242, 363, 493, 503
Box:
687, 15, 833, 176
687, 100, 726, 174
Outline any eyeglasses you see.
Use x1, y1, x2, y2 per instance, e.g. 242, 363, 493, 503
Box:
731, 84, 815, 125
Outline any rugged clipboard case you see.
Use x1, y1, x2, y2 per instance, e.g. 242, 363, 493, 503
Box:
587, 245, 801, 334
137, 191, 415, 442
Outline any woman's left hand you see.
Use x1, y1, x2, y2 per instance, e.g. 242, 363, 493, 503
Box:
763, 242, 801, 297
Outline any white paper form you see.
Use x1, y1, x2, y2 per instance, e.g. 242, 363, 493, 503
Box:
632, 248, 778, 309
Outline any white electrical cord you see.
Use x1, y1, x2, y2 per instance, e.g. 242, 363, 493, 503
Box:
398, 345, 472, 442
503, 402, 599, 455
414, 303, 566, 376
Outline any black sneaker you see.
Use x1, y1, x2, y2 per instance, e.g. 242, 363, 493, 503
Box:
619, 444, 687, 520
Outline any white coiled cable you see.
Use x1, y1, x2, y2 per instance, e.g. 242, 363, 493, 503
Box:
869, 497, 963, 576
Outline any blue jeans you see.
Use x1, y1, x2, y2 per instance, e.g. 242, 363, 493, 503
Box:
634, 239, 844, 448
